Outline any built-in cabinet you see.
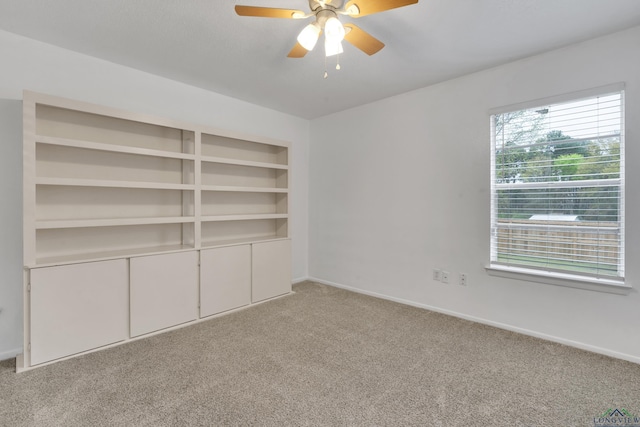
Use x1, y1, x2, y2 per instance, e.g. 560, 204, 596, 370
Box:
29, 259, 129, 366
252, 240, 292, 303
130, 251, 199, 337
200, 245, 252, 317
19, 91, 292, 371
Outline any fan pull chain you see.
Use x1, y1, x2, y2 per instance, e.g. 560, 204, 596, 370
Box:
324, 55, 328, 79
323, 54, 342, 78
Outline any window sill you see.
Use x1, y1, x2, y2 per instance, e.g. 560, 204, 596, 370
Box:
485, 264, 631, 295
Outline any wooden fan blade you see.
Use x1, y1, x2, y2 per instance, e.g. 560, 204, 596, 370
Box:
345, 0, 418, 17
344, 24, 384, 55
287, 42, 309, 58
235, 5, 305, 19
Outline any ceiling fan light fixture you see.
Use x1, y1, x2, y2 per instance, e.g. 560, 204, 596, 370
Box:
297, 22, 321, 51
235, 0, 420, 65
324, 16, 345, 42
325, 39, 344, 57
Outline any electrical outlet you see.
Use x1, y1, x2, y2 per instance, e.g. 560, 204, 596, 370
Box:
459, 273, 467, 286
441, 271, 450, 284
433, 269, 441, 281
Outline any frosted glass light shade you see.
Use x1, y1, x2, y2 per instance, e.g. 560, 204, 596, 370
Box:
297, 23, 320, 51
324, 17, 345, 42
325, 39, 344, 57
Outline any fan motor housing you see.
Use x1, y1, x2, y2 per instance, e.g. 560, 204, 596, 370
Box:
309, 0, 345, 13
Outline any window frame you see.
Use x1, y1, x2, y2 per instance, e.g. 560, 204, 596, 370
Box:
486, 84, 629, 294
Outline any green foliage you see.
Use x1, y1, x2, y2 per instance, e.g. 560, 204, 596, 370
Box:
576, 139, 620, 180
495, 126, 621, 222
553, 153, 584, 180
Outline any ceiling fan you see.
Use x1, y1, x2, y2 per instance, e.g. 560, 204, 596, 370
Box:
235, 0, 419, 58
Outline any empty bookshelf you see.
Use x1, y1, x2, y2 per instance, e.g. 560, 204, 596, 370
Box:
19, 91, 292, 371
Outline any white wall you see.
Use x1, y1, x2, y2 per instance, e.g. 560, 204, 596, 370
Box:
0, 99, 23, 361
0, 29, 310, 360
309, 26, 640, 363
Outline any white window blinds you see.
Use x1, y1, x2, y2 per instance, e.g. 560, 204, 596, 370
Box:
490, 89, 624, 280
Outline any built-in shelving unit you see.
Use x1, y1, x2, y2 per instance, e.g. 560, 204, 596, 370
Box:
199, 132, 288, 248
19, 91, 291, 371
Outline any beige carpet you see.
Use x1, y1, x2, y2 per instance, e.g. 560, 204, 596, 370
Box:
1, 281, 639, 426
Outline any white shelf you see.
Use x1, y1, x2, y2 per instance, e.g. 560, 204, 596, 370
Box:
33, 244, 195, 268
200, 185, 288, 193
26, 93, 288, 265
36, 216, 195, 230
201, 235, 289, 249
200, 155, 288, 170
36, 135, 196, 160
36, 177, 195, 191
201, 214, 287, 223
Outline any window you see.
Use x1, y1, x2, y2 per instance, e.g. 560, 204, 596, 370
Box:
490, 86, 625, 287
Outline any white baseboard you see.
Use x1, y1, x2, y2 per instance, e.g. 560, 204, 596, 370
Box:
308, 277, 640, 365
292, 276, 311, 285
0, 348, 22, 362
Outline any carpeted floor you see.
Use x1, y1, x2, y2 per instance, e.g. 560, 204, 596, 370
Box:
1, 281, 639, 426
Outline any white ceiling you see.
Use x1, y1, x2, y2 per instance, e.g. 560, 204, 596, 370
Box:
1, 0, 639, 119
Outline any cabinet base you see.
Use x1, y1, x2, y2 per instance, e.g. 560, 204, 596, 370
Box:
16, 290, 294, 373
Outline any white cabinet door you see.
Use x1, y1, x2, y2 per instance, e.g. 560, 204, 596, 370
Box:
200, 245, 251, 317
130, 251, 198, 337
30, 259, 128, 365
251, 240, 291, 303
